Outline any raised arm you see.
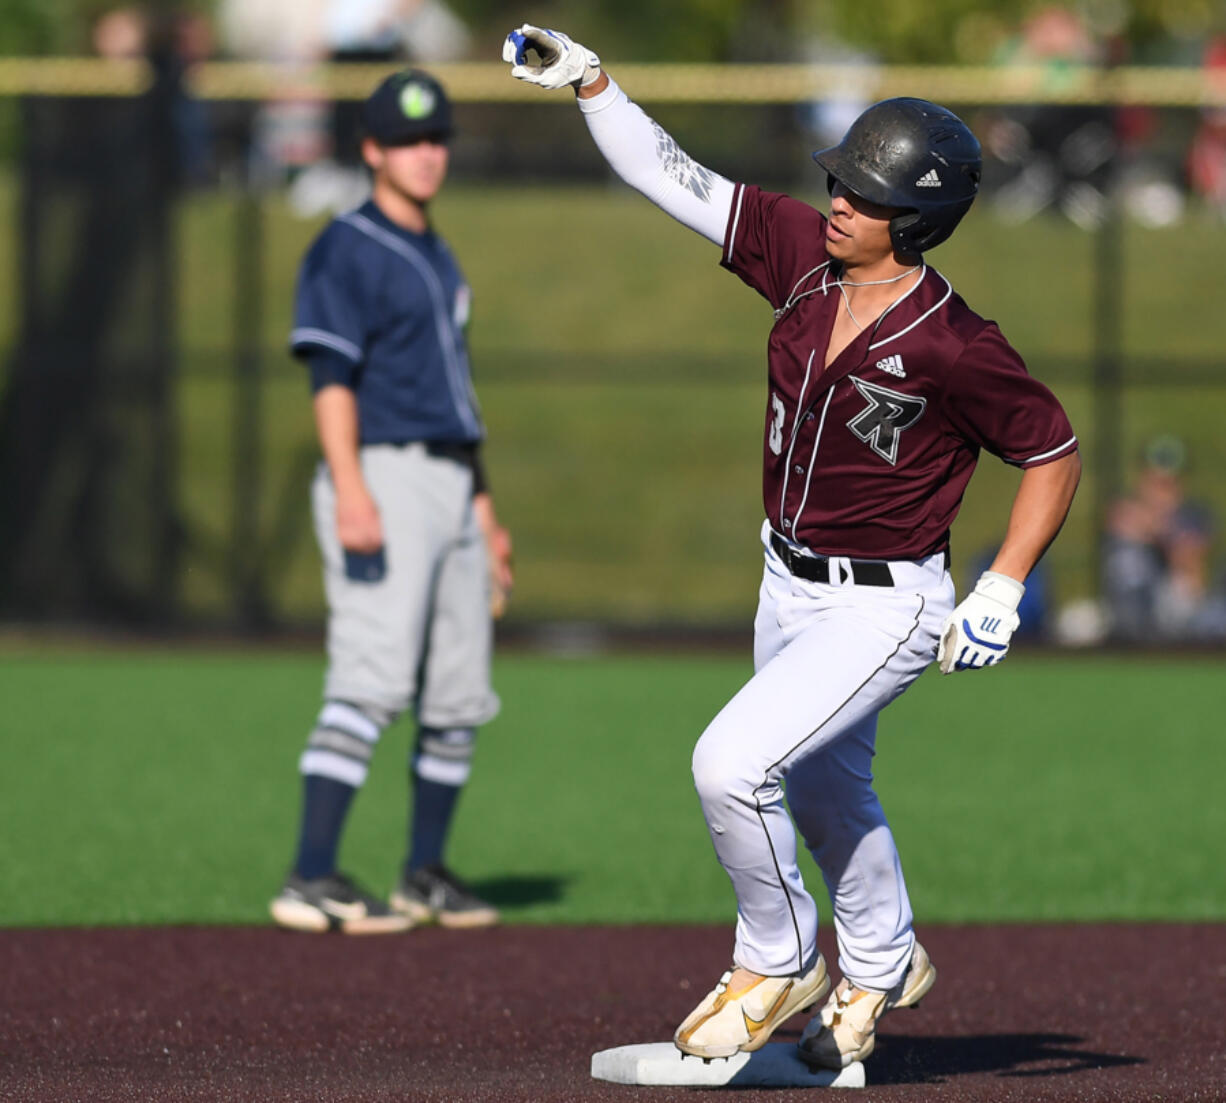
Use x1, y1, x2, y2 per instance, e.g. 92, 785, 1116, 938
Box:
504, 24, 735, 244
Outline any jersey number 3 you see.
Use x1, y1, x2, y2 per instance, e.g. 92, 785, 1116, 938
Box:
768, 393, 786, 455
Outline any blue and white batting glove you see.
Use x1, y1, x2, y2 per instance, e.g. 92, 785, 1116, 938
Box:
503, 24, 601, 90
937, 571, 1025, 674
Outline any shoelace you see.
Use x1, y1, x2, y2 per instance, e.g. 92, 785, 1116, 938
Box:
825, 984, 859, 1026
328, 874, 362, 901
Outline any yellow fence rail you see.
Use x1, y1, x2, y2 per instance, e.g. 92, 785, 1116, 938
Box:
0, 57, 1225, 106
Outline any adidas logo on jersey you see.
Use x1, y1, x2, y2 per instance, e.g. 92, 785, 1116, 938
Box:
915, 169, 941, 188
875, 354, 906, 378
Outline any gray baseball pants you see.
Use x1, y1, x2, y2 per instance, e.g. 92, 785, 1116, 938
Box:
311, 443, 499, 729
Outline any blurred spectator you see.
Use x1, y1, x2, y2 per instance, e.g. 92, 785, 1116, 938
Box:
169, 10, 217, 185
979, 6, 1181, 229
983, 6, 1112, 228
1102, 435, 1226, 643
795, 37, 879, 155
298, 0, 472, 214
92, 6, 149, 58
91, 6, 217, 186
1187, 36, 1226, 218
216, 0, 325, 63
221, 0, 472, 212
327, 0, 471, 172
327, 0, 470, 65
216, 0, 331, 184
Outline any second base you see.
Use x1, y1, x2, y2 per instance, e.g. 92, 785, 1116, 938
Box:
590, 1041, 865, 1088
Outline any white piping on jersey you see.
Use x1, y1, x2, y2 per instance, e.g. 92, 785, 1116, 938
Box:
724, 183, 746, 265
867, 269, 950, 351
787, 261, 943, 350
789, 387, 835, 534
1017, 435, 1079, 465
434, 237, 485, 420
339, 211, 482, 438
815, 261, 932, 347
290, 327, 362, 363
778, 347, 817, 524
773, 262, 834, 321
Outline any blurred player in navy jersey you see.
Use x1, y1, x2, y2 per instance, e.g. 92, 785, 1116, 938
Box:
270, 68, 513, 934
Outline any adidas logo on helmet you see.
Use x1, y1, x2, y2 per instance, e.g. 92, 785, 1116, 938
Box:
812, 97, 981, 253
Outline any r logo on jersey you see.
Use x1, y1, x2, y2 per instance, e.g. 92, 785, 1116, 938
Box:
846, 377, 927, 465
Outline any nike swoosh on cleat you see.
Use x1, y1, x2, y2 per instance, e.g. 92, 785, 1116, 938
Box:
741, 981, 792, 1036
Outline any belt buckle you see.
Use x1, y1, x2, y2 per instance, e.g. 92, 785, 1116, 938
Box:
778, 536, 815, 580
794, 548, 824, 583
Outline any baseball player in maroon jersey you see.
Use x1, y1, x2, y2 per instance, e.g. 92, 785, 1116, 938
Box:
505, 27, 1081, 1069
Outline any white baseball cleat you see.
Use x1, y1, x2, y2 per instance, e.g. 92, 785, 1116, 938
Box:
674, 956, 829, 1059
269, 872, 414, 935
797, 941, 936, 1069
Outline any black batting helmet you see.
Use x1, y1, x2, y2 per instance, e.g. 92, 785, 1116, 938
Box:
812, 97, 981, 254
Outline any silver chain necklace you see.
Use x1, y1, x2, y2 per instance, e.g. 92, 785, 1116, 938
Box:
836, 265, 921, 330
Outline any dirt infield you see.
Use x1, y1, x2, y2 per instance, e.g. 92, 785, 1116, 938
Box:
1, 923, 1222, 1101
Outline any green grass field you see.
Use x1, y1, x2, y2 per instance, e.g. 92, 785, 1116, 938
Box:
2, 646, 1221, 928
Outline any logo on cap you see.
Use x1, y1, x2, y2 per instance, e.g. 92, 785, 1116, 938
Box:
399, 82, 436, 120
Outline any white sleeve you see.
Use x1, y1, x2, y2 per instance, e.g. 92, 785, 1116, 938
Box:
577, 77, 735, 246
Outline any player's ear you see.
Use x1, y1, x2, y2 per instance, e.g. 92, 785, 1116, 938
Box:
360, 137, 384, 173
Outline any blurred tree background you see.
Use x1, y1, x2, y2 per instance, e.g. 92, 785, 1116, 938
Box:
1, 0, 1222, 61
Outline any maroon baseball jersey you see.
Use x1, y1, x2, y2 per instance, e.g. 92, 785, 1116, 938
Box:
722, 184, 1078, 561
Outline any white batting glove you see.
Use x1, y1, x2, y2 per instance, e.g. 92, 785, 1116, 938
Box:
937, 571, 1025, 674
503, 24, 601, 90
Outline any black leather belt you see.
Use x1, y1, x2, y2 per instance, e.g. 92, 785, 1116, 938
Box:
770, 532, 895, 587
424, 440, 477, 464
385, 440, 477, 462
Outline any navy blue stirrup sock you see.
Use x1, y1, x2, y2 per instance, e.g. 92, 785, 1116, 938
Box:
294, 774, 357, 880
406, 726, 474, 873
407, 774, 462, 873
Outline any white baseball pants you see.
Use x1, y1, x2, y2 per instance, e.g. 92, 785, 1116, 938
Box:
690, 522, 954, 989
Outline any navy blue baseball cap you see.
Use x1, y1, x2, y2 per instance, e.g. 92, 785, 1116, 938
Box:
361, 68, 453, 145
